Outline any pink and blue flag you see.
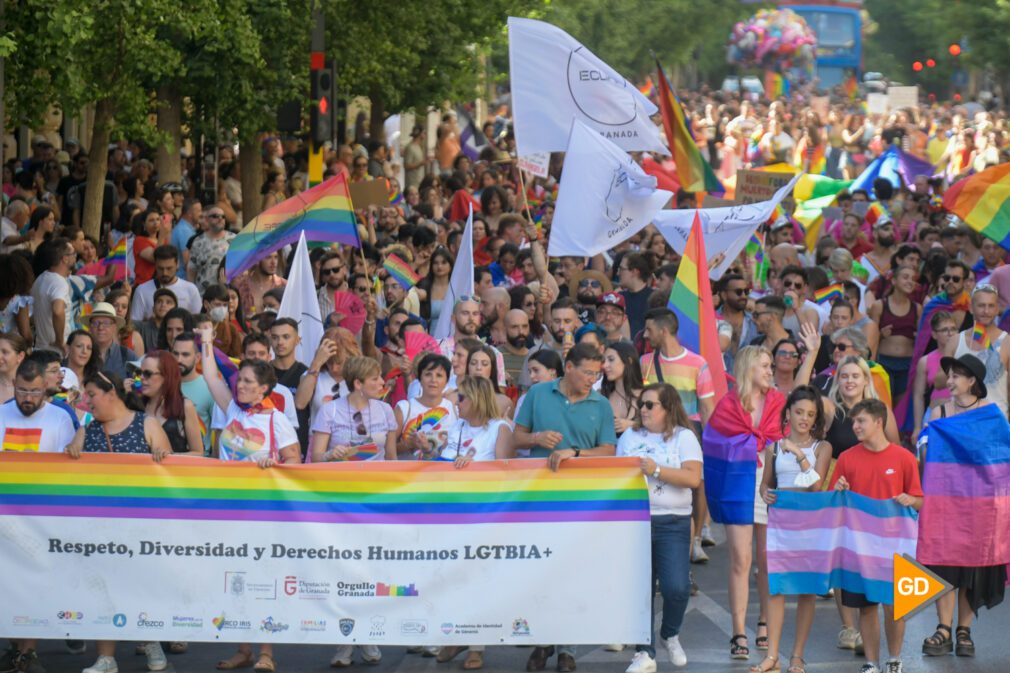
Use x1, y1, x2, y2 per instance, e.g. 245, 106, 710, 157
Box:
918, 405, 1010, 567
768, 490, 918, 604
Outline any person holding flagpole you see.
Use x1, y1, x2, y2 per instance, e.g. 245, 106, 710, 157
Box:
951, 285, 1010, 416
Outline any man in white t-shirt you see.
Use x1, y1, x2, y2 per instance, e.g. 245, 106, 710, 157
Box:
0, 360, 79, 453
129, 245, 203, 321
31, 237, 75, 353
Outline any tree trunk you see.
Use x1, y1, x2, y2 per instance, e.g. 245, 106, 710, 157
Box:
155, 84, 183, 184
82, 98, 114, 242
368, 92, 386, 142
239, 136, 263, 223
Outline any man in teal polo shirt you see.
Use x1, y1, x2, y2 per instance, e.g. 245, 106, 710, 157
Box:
513, 342, 617, 672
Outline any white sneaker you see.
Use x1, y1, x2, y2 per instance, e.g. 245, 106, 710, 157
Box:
422, 646, 439, 657
625, 651, 657, 673
690, 537, 709, 563
360, 645, 381, 664
700, 524, 716, 546
330, 646, 353, 667
604, 644, 625, 652
884, 659, 902, 673
838, 627, 859, 649
663, 635, 687, 667
143, 643, 167, 672
859, 664, 880, 673
83, 656, 119, 673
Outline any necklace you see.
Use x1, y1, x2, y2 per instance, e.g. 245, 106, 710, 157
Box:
954, 396, 979, 409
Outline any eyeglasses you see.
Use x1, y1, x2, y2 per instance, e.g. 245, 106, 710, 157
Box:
942, 274, 964, 282
577, 367, 603, 381
934, 327, 958, 335
776, 351, 800, 359
321, 266, 343, 276
973, 284, 997, 297
455, 295, 481, 305
834, 343, 851, 352
139, 369, 161, 379
206, 213, 223, 220
354, 162, 368, 169
352, 410, 367, 436
578, 279, 602, 288
637, 400, 659, 411
782, 280, 804, 290
15, 388, 45, 398
91, 319, 115, 329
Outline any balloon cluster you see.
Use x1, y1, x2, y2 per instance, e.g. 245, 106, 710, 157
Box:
728, 8, 817, 70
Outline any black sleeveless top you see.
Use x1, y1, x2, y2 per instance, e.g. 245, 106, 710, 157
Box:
824, 403, 859, 460
163, 417, 188, 453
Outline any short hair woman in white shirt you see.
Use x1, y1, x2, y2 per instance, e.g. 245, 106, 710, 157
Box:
618, 383, 702, 673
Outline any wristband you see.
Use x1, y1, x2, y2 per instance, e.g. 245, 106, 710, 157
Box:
652, 466, 661, 479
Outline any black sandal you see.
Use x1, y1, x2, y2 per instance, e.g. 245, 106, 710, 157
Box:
955, 626, 975, 657
922, 623, 952, 656
755, 621, 769, 651
731, 634, 750, 660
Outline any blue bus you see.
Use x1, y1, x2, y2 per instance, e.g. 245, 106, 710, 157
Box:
784, 1, 863, 89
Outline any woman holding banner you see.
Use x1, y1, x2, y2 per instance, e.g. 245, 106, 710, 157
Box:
702, 346, 785, 660
619, 383, 701, 672
758, 385, 832, 673
920, 354, 1005, 658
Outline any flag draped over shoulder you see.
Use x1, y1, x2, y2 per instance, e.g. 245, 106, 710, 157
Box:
507, 17, 668, 156
654, 173, 799, 280
850, 145, 935, 196
225, 173, 359, 281
918, 405, 1010, 566
943, 162, 1010, 250
702, 390, 785, 525
547, 120, 672, 257
655, 61, 723, 194
768, 490, 918, 604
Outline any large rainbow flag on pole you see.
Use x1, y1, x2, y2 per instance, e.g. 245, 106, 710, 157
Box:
655, 61, 723, 195
918, 405, 1010, 566
768, 490, 918, 604
225, 173, 360, 280
943, 162, 1010, 250
667, 211, 728, 404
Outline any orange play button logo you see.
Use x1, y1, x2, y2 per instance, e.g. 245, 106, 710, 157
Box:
893, 553, 953, 620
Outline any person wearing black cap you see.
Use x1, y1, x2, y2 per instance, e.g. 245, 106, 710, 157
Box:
920, 352, 1005, 659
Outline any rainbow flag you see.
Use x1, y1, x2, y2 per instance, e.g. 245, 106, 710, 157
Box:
768, 490, 918, 605
655, 61, 724, 195
844, 74, 858, 100
0, 454, 650, 526
638, 76, 656, 99
973, 322, 992, 349
814, 283, 843, 305
864, 201, 887, 227
944, 162, 1010, 250
745, 230, 768, 288
384, 253, 421, 290
919, 405, 1010, 566
388, 180, 404, 206
764, 70, 785, 99
667, 211, 728, 405
226, 173, 360, 280
103, 237, 131, 281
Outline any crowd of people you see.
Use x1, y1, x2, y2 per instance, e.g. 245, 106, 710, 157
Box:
1, 86, 1008, 673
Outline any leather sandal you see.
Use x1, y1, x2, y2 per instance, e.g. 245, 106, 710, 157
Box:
787, 655, 806, 673
217, 652, 254, 670
749, 655, 780, 673
955, 626, 975, 657
463, 651, 484, 670
731, 634, 750, 660
253, 652, 275, 673
755, 621, 769, 650
922, 623, 952, 656
436, 646, 467, 663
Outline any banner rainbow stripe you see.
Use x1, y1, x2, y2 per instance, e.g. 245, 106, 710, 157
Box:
0, 454, 649, 526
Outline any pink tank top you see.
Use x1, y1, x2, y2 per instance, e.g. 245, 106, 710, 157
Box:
925, 350, 951, 403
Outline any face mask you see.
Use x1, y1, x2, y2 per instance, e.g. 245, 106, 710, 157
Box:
209, 306, 228, 323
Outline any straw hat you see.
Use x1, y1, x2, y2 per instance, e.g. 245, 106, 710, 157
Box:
80, 302, 125, 329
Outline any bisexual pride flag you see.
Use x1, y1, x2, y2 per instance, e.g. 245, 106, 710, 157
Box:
918, 404, 1010, 567
768, 490, 918, 604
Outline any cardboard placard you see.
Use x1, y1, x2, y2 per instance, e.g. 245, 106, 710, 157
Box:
887, 86, 919, 112
348, 178, 391, 209
734, 169, 796, 212
867, 93, 889, 115
517, 152, 551, 178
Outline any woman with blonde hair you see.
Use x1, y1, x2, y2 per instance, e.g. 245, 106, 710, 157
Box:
436, 376, 513, 669
703, 345, 785, 661
295, 327, 360, 425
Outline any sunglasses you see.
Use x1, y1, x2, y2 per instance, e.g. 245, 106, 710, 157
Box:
457, 393, 467, 403
206, 213, 223, 219
782, 280, 804, 290
352, 410, 367, 436
139, 369, 160, 379
834, 343, 851, 352
776, 351, 800, 359
942, 275, 963, 283
637, 400, 659, 410
726, 288, 748, 296
321, 266, 343, 276
578, 279, 602, 288
354, 285, 369, 293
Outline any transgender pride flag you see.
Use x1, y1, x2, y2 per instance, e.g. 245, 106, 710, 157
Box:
768, 491, 918, 605
918, 405, 1010, 567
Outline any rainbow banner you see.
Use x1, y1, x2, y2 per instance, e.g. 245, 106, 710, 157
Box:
0, 454, 650, 644
383, 253, 421, 290
226, 173, 360, 280
944, 162, 1010, 250
768, 490, 918, 604
655, 61, 723, 194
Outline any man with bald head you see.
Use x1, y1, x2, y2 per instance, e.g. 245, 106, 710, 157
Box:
1, 200, 30, 253
478, 286, 511, 346
501, 309, 531, 386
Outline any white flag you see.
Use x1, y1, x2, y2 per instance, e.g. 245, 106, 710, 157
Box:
432, 205, 474, 340
548, 120, 673, 258
508, 17, 668, 157
653, 174, 800, 280
277, 232, 324, 365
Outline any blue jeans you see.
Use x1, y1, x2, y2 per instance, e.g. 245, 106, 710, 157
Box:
637, 514, 691, 658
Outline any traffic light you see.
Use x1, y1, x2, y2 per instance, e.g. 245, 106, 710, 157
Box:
310, 62, 335, 145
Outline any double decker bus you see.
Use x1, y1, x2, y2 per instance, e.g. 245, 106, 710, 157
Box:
783, 1, 863, 89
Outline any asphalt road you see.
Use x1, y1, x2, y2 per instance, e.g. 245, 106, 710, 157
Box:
22, 527, 1010, 673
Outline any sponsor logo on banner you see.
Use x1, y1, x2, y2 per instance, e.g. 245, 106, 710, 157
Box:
300, 619, 327, 632
368, 616, 386, 639
213, 613, 251, 631
224, 572, 277, 600
172, 616, 203, 629
336, 581, 418, 597
400, 619, 427, 635
339, 618, 355, 636
260, 617, 289, 634
12, 616, 49, 627
441, 622, 454, 635
284, 575, 331, 599
512, 618, 531, 637
136, 613, 165, 629
57, 611, 84, 623
112, 614, 127, 628
92, 615, 113, 626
